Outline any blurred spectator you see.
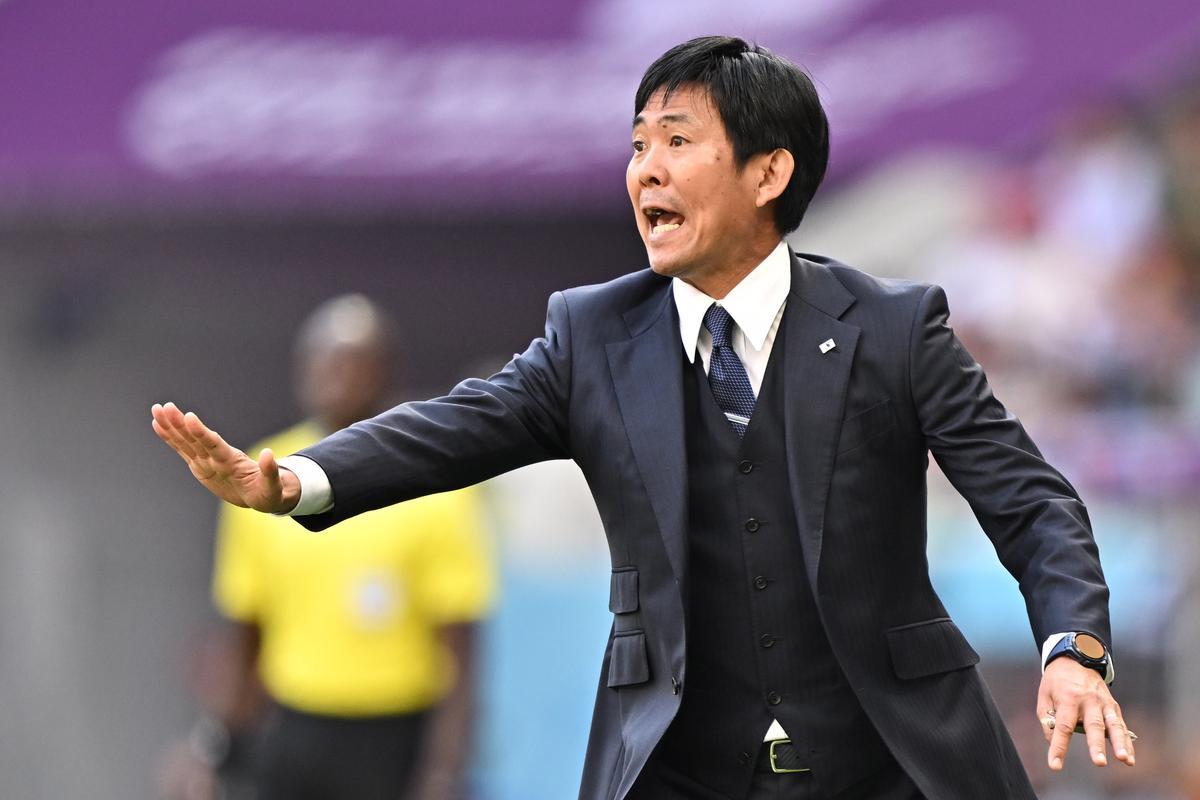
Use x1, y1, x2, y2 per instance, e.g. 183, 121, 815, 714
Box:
1161, 83, 1200, 284
158, 295, 496, 800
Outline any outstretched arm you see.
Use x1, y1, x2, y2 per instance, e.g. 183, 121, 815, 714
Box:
152, 291, 574, 524
290, 290, 574, 530
151, 402, 301, 514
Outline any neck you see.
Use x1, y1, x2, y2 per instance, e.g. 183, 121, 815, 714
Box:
683, 236, 782, 299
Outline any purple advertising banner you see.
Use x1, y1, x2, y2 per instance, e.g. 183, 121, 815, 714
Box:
1, 0, 1198, 212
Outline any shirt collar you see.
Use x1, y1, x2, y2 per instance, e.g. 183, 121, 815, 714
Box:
671, 239, 792, 362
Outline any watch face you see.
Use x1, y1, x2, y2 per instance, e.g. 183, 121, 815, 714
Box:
1074, 633, 1105, 660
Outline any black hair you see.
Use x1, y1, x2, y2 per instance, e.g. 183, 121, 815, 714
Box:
634, 36, 829, 235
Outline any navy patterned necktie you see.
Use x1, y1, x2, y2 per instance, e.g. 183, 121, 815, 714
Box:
703, 304, 756, 438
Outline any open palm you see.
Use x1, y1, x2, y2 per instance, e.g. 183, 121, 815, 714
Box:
151, 402, 290, 513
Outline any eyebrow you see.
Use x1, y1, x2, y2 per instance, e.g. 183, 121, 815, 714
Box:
632, 112, 698, 129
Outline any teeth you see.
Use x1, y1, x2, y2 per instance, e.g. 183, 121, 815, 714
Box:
651, 223, 680, 237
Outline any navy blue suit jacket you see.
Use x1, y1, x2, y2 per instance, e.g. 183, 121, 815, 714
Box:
296, 251, 1110, 799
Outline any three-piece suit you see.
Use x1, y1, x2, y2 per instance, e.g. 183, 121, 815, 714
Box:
294, 251, 1110, 799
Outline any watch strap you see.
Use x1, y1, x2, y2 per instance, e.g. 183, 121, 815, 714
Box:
1042, 632, 1114, 684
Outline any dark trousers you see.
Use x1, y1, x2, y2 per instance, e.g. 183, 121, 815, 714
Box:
631, 743, 924, 800
253, 703, 428, 800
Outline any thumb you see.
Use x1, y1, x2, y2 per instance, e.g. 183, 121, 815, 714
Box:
258, 448, 280, 486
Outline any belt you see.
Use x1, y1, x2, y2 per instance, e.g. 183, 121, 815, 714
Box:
755, 739, 811, 775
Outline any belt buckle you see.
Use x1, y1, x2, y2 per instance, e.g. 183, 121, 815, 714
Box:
769, 739, 811, 775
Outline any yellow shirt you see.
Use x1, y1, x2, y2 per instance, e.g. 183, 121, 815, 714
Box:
212, 421, 496, 717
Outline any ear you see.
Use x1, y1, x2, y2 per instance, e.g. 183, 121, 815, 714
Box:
754, 148, 795, 208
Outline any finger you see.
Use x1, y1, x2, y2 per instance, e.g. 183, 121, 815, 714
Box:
1048, 703, 1078, 770
183, 411, 230, 455
1081, 705, 1107, 766
160, 403, 203, 446
1104, 707, 1135, 766
161, 401, 187, 429
151, 403, 183, 438
152, 418, 199, 460
151, 410, 202, 459
1037, 711, 1055, 744
1036, 687, 1056, 744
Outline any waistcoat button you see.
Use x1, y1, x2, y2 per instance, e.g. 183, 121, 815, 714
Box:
766, 690, 782, 705
745, 518, 760, 532
760, 634, 776, 648
738, 460, 754, 474
754, 575, 768, 590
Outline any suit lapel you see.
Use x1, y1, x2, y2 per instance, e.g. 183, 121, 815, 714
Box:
782, 253, 860, 592
606, 286, 690, 594
602, 254, 860, 597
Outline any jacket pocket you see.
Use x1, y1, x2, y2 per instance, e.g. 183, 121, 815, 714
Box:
837, 398, 896, 454
886, 617, 979, 680
609, 567, 639, 614
607, 629, 651, 687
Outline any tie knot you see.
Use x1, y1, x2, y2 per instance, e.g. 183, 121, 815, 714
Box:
703, 304, 735, 349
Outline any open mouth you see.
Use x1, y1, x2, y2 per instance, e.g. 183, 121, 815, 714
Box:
644, 207, 685, 238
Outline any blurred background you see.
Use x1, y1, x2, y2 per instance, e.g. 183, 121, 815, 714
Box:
2, 0, 1199, 797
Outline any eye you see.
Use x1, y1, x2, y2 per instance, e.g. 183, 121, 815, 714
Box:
670, 135, 686, 147
632, 140, 646, 153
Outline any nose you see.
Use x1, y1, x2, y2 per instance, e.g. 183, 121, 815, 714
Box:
636, 146, 667, 188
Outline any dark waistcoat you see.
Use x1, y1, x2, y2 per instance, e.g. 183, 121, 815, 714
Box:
649, 315, 893, 798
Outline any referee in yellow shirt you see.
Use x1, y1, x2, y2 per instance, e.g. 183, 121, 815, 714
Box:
161, 295, 495, 800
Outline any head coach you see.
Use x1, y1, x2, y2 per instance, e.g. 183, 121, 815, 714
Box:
154, 35, 1135, 799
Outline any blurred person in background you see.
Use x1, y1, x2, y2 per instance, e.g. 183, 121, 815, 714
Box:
1161, 84, 1200, 288
159, 294, 496, 800
153, 37, 1135, 800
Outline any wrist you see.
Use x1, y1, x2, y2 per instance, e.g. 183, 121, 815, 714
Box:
274, 455, 334, 516
277, 468, 301, 514
1045, 631, 1111, 682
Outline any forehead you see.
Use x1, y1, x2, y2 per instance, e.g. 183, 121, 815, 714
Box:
633, 84, 720, 129
301, 336, 386, 367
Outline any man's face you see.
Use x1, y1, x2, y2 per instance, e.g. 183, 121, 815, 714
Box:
298, 343, 387, 430
627, 84, 769, 286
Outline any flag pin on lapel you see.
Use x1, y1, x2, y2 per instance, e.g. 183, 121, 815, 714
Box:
819, 338, 836, 354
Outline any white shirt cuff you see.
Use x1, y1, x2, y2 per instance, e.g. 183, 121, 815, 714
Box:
276, 455, 334, 517
1041, 632, 1115, 684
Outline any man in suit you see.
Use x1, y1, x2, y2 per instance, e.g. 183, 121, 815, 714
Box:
153, 36, 1135, 799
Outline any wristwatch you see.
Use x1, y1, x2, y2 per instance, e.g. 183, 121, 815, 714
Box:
1045, 632, 1110, 679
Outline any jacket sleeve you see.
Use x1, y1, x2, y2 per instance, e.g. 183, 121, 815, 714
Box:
909, 284, 1112, 653
293, 291, 574, 531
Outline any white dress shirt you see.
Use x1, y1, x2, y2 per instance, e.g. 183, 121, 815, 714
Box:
672, 239, 792, 397
280, 239, 1111, 739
